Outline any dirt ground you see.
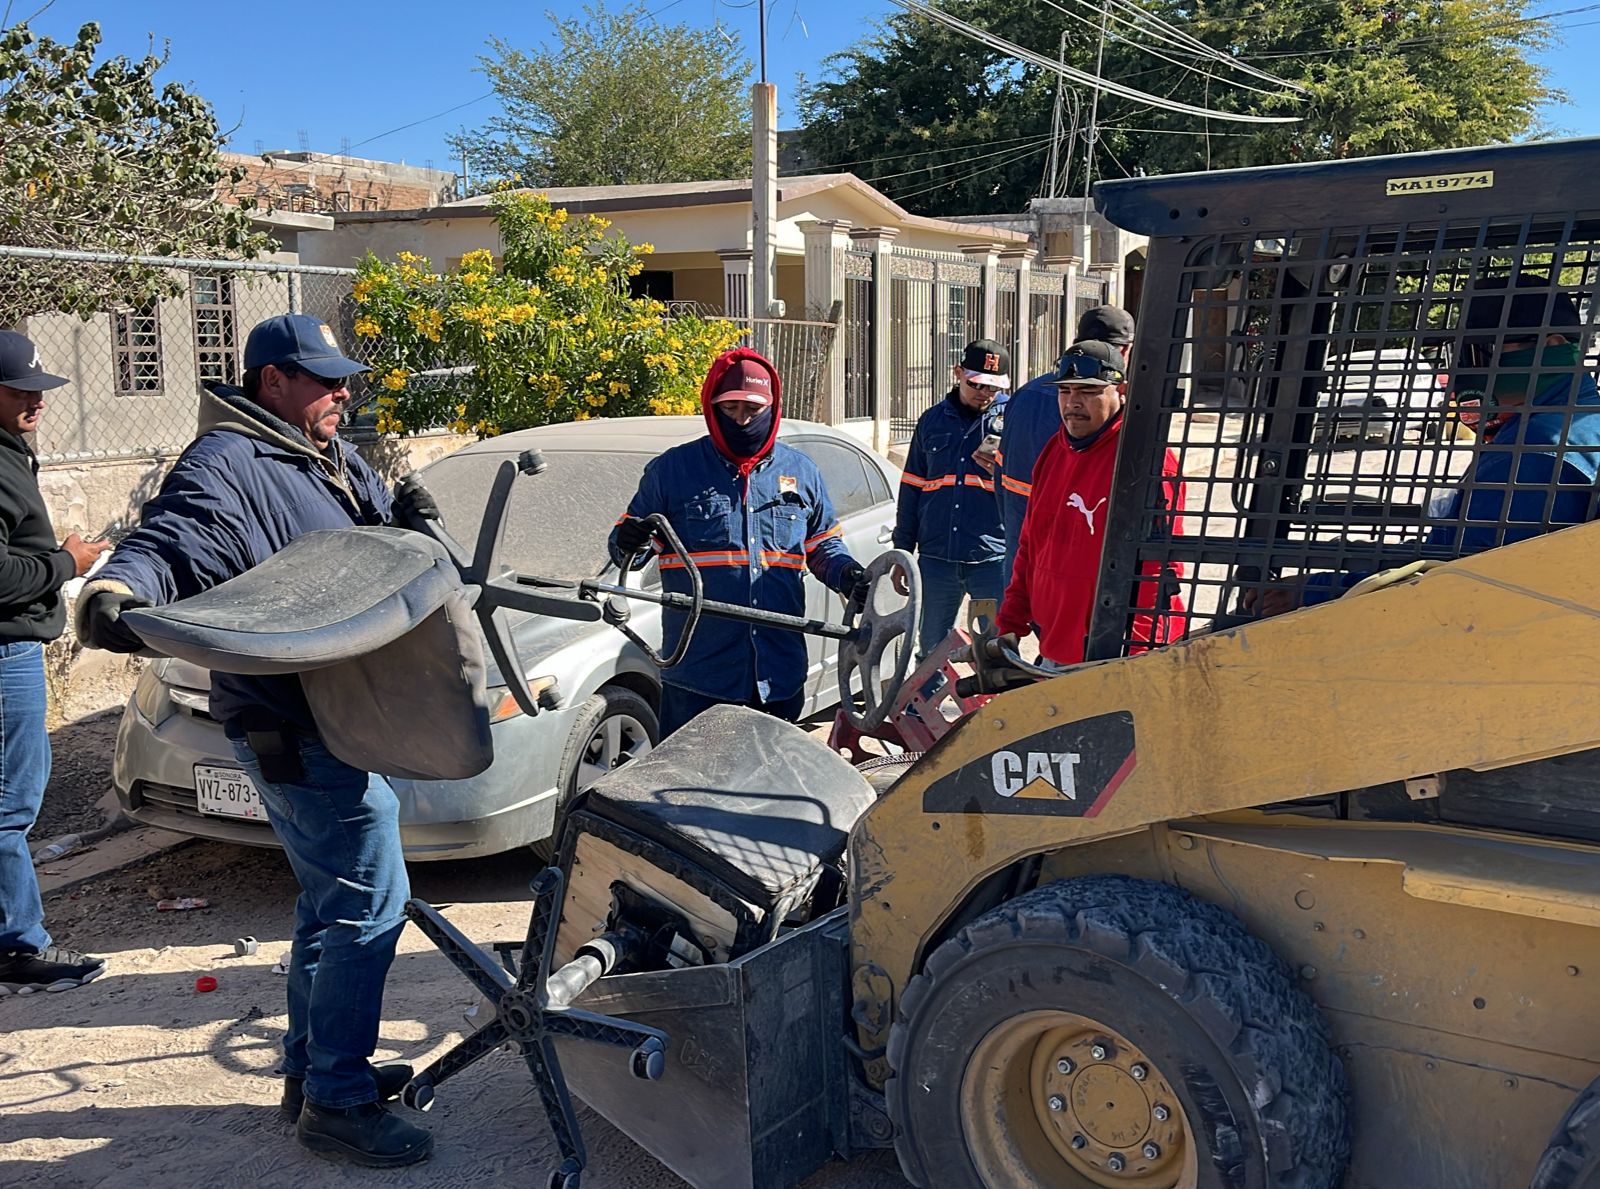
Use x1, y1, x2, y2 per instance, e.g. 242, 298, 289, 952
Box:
1, 838, 912, 1189
4, 670, 913, 1189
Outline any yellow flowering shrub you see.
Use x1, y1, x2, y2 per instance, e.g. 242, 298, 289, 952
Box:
353, 192, 743, 437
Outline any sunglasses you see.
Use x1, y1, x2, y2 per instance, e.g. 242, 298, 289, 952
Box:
1056, 355, 1125, 384
278, 362, 349, 391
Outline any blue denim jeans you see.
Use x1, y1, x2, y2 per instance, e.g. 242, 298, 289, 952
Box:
916, 556, 1006, 658
658, 683, 805, 737
229, 735, 409, 1109
0, 642, 51, 954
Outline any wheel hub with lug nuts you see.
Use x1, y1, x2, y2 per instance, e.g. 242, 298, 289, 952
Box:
1027, 1016, 1188, 1186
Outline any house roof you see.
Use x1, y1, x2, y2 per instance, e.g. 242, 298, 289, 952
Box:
333, 172, 1031, 244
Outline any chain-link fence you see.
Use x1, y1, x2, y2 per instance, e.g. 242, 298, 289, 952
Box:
0, 246, 362, 464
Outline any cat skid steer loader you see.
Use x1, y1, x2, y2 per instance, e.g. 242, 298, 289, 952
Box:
125, 136, 1600, 1189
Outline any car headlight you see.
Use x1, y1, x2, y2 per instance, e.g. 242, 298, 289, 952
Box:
132, 666, 172, 724
487, 675, 562, 722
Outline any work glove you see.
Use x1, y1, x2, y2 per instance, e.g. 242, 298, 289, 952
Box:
392, 474, 441, 527
982, 631, 1023, 664
842, 562, 872, 613
80, 590, 151, 654
615, 515, 657, 557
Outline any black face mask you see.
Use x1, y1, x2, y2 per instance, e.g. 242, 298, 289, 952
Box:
718, 405, 774, 458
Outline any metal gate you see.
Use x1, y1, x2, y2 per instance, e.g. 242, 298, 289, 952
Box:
887, 251, 983, 439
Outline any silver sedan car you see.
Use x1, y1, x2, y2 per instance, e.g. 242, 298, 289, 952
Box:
113, 416, 900, 860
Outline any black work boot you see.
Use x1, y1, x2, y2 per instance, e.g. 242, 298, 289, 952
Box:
296, 1100, 433, 1168
281, 1062, 413, 1121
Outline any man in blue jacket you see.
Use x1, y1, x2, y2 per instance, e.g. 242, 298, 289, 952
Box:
995, 305, 1135, 592
1249, 275, 1599, 615
610, 348, 868, 736
75, 315, 432, 1168
894, 339, 1009, 658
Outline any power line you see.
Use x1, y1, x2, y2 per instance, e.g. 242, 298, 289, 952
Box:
1237, 1, 1600, 58
281, 91, 496, 169
889, 139, 1053, 201
863, 134, 1055, 184
890, 0, 1299, 123
1081, 0, 1310, 93
792, 130, 1058, 173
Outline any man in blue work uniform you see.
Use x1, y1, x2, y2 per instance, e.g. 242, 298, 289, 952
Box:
1249, 274, 1600, 615
611, 348, 869, 737
894, 339, 1010, 658
75, 315, 432, 1168
995, 305, 1135, 591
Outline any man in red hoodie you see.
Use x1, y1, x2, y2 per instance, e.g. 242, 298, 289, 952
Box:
996, 340, 1186, 666
609, 349, 870, 735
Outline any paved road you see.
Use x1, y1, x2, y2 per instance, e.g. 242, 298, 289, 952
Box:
3, 839, 910, 1189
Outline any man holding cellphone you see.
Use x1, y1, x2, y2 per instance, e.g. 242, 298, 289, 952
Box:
893, 339, 1010, 658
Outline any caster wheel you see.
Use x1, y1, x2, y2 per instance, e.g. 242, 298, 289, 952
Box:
403, 1079, 436, 1112
631, 1037, 666, 1080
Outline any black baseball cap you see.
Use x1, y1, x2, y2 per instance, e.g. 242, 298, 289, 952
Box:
1052, 340, 1127, 388
0, 331, 68, 392
960, 339, 1011, 389
1463, 274, 1585, 340
244, 314, 370, 379
1076, 304, 1135, 346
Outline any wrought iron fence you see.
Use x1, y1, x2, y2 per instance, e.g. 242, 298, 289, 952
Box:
885, 250, 984, 438
0, 246, 362, 464
843, 250, 875, 421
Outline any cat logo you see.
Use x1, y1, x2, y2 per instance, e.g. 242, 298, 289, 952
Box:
318, 322, 339, 348
991, 750, 1083, 800
922, 710, 1137, 818
778, 475, 798, 494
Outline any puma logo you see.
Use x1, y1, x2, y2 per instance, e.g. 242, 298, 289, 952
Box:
1067, 492, 1107, 533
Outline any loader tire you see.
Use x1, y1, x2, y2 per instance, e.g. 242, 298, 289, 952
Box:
885, 874, 1349, 1189
1531, 1076, 1600, 1188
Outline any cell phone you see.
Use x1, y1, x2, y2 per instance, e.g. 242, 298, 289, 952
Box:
976, 434, 1001, 456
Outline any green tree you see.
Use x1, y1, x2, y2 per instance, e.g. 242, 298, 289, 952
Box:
0, 22, 271, 323
797, 0, 1557, 217
353, 191, 745, 437
452, 3, 753, 191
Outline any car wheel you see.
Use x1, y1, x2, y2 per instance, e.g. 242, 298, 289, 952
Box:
534, 687, 659, 861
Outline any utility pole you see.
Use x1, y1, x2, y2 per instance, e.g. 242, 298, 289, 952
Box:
1080, 7, 1107, 267
1043, 30, 1068, 199
750, 0, 779, 353
460, 147, 470, 199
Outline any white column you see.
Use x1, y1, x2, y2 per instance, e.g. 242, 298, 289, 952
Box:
799, 219, 852, 425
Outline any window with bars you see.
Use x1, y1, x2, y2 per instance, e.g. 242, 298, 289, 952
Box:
190, 275, 239, 387
112, 303, 164, 395
1089, 141, 1600, 662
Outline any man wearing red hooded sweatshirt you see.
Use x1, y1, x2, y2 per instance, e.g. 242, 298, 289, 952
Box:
609, 349, 870, 736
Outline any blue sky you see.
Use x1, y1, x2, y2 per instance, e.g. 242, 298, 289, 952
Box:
16, 0, 1600, 173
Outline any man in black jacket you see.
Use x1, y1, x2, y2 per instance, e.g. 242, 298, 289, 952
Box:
0, 331, 110, 995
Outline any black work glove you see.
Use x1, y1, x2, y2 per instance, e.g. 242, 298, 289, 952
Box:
81, 590, 151, 654
615, 515, 657, 557
392, 474, 440, 527
982, 631, 1022, 663
842, 562, 871, 613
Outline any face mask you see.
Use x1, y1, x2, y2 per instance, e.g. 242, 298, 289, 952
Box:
718, 405, 774, 458
1491, 341, 1582, 399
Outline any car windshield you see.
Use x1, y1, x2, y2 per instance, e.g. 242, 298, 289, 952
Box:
420, 448, 652, 581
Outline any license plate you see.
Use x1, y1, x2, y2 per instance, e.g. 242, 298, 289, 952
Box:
194, 764, 268, 820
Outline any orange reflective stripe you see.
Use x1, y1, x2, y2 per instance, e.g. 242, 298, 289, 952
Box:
993, 449, 1005, 466
899, 471, 925, 487
963, 475, 995, 492
660, 550, 749, 569
1001, 474, 1032, 497
804, 526, 842, 551
760, 552, 807, 570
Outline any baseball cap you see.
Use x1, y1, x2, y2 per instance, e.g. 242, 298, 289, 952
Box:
244, 314, 370, 379
1052, 340, 1128, 388
0, 331, 68, 392
1463, 274, 1585, 340
1075, 304, 1135, 346
960, 339, 1011, 389
710, 357, 777, 406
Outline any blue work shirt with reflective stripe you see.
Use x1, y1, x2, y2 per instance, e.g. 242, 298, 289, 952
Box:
1304, 370, 1600, 604
993, 372, 1062, 586
607, 437, 855, 702
893, 389, 1008, 563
